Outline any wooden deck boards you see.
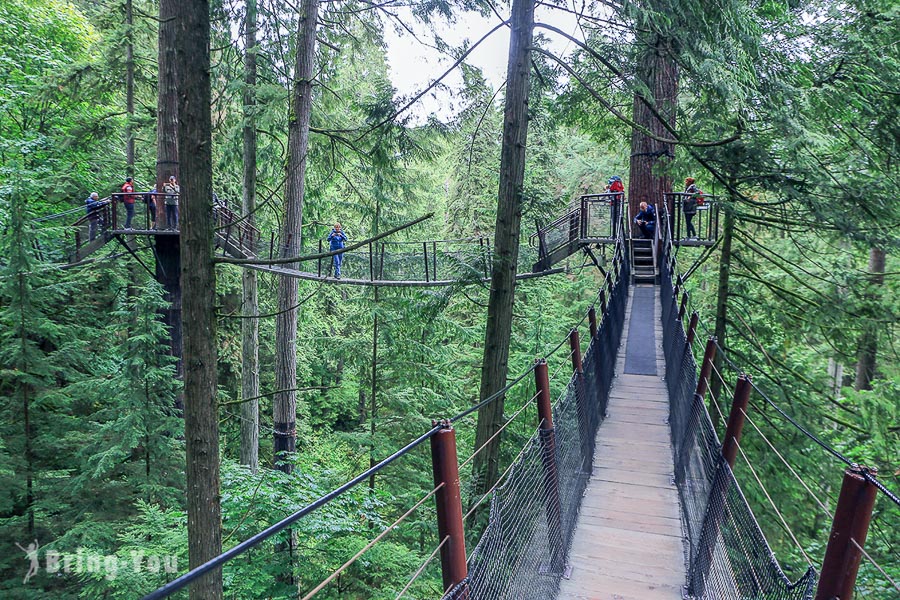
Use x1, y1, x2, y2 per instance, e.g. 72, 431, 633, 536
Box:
558, 286, 686, 600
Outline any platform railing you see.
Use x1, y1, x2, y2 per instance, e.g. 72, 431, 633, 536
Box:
663, 193, 720, 246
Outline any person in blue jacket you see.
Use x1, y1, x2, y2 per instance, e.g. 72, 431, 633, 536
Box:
85, 192, 103, 240
327, 223, 348, 278
634, 201, 656, 239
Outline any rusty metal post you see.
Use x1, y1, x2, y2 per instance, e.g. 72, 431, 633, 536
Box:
721, 375, 751, 468
695, 337, 718, 401
569, 330, 593, 474
686, 311, 700, 348
815, 467, 878, 600
598, 289, 607, 315
535, 359, 566, 573
678, 292, 689, 320
588, 306, 598, 340
430, 421, 468, 594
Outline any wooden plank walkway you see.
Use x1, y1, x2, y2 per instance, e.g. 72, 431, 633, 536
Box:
557, 285, 686, 600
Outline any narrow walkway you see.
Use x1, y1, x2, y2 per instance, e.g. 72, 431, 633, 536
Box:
558, 285, 685, 600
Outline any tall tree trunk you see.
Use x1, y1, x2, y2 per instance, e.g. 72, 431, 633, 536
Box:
368, 288, 378, 491
240, 0, 259, 472
273, 0, 319, 473
711, 201, 735, 429
156, 0, 182, 409
854, 247, 886, 391
470, 0, 534, 499
627, 33, 678, 229
175, 0, 222, 597
125, 0, 135, 170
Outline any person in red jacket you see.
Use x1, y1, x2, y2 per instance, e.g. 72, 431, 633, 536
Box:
121, 177, 136, 229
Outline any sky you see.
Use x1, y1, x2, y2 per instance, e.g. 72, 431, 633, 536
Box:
382, 4, 581, 122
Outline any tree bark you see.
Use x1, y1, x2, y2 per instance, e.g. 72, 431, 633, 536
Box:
627, 33, 678, 230
711, 201, 734, 430
240, 0, 259, 472
854, 247, 885, 391
125, 0, 135, 171
471, 0, 534, 499
175, 0, 222, 596
273, 0, 319, 472
156, 0, 182, 410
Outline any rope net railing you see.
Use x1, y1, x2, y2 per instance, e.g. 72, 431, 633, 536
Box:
660, 235, 817, 599
445, 245, 630, 600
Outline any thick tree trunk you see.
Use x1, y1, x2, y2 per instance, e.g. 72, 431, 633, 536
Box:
175, 0, 222, 597
273, 0, 319, 472
470, 0, 534, 499
627, 34, 678, 230
854, 247, 886, 391
156, 0, 182, 409
125, 0, 134, 170
711, 202, 734, 429
240, 0, 259, 472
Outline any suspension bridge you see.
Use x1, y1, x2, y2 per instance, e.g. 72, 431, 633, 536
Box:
119, 196, 899, 600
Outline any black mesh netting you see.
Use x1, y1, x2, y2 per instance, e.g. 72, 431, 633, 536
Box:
444, 249, 629, 600
660, 246, 817, 600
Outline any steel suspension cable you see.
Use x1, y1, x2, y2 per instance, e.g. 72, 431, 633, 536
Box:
850, 538, 900, 594
141, 424, 442, 600
739, 408, 832, 516
459, 390, 540, 470
301, 482, 446, 600
393, 535, 449, 600
462, 424, 542, 524
735, 439, 814, 565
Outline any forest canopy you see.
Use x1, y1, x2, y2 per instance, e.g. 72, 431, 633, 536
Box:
0, 0, 897, 597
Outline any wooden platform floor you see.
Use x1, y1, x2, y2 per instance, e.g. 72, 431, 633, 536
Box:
557, 286, 686, 600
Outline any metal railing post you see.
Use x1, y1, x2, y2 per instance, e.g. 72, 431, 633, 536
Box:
535, 359, 566, 573
686, 311, 700, 348
430, 421, 468, 594
588, 306, 598, 340
423, 241, 430, 282
695, 337, 718, 401
598, 289, 607, 315
721, 374, 751, 468
569, 329, 592, 474
815, 467, 878, 600
318, 239, 323, 277
678, 292, 689, 320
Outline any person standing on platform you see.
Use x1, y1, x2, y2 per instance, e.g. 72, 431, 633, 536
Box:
163, 175, 180, 230
85, 192, 103, 241
683, 177, 700, 239
121, 177, 136, 229
327, 223, 348, 278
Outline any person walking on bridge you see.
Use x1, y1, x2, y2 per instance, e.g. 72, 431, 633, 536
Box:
121, 177, 136, 229
327, 223, 348, 278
